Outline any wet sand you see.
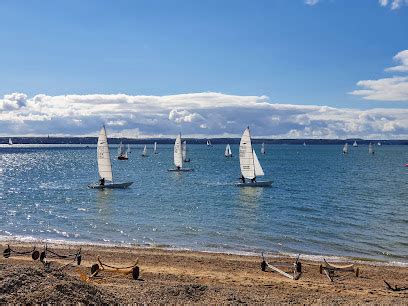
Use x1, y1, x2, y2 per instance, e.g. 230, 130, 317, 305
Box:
1, 242, 407, 304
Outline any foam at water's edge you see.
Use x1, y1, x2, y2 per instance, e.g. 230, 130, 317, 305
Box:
1, 235, 407, 267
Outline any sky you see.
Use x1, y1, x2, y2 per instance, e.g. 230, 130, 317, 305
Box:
0, 0, 407, 139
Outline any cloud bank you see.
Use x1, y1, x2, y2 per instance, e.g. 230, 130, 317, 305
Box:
1, 92, 408, 139
306, 0, 408, 9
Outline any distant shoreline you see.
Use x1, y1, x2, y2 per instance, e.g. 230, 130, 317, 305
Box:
1, 137, 408, 145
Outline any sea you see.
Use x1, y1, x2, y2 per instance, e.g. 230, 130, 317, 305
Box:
1, 143, 407, 264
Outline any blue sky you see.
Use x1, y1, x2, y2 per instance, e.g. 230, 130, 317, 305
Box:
0, 0, 407, 138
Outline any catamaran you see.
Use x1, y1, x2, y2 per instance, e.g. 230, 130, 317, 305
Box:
368, 143, 374, 155
153, 142, 158, 154
117, 141, 128, 160
261, 143, 266, 154
353, 141, 358, 147
343, 143, 349, 154
168, 133, 193, 172
206, 140, 212, 146
225, 144, 232, 157
8, 138, 12, 145
88, 126, 133, 189
236, 127, 272, 187
182, 140, 191, 162
141, 145, 148, 157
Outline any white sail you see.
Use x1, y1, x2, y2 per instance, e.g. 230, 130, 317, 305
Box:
253, 149, 264, 176
8, 138, 12, 145
368, 143, 374, 154
174, 133, 183, 168
303, 142, 306, 146
225, 144, 232, 157
353, 141, 358, 147
154, 142, 157, 154
239, 127, 255, 179
142, 145, 148, 156
261, 143, 265, 154
118, 141, 125, 156
207, 140, 211, 146
127, 144, 131, 153
377, 142, 381, 146
182, 140, 187, 160
97, 126, 113, 182
343, 143, 348, 154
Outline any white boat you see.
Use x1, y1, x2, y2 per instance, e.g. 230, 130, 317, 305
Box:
368, 143, 374, 155
117, 141, 128, 160
261, 143, 266, 154
377, 142, 381, 146
141, 145, 148, 157
168, 133, 193, 172
88, 126, 133, 189
225, 144, 232, 157
8, 138, 12, 145
343, 143, 349, 154
154, 142, 158, 154
353, 141, 358, 147
303, 142, 306, 147
182, 140, 191, 162
206, 140, 212, 146
236, 127, 272, 187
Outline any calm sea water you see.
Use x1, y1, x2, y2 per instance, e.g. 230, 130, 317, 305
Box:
0, 144, 407, 263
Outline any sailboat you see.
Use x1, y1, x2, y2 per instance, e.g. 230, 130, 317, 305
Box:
88, 126, 133, 189
303, 142, 306, 147
8, 138, 13, 145
153, 142, 158, 154
141, 145, 148, 157
353, 141, 358, 147
127, 144, 131, 153
368, 143, 374, 155
182, 140, 191, 162
225, 144, 232, 157
236, 127, 272, 187
168, 133, 193, 172
343, 143, 349, 154
377, 142, 382, 146
117, 141, 128, 160
261, 143, 266, 154
206, 140, 212, 146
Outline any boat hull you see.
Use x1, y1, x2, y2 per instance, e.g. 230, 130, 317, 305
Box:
235, 180, 272, 187
118, 157, 128, 160
88, 182, 133, 189
167, 168, 194, 172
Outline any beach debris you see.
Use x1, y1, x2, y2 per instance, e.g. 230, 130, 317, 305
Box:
89, 256, 140, 280
319, 259, 359, 282
384, 280, 408, 292
39, 245, 82, 270
3, 244, 40, 261
260, 253, 302, 280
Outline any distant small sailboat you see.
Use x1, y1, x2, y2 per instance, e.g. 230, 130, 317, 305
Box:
261, 143, 266, 154
153, 142, 158, 154
88, 126, 133, 189
168, 133, 193, 172
377, 142, 382, 146
206, 140, 212, 146
141, 145, 148, 157
225, 144, 232, 157
236, 127, 272, 187
368, 143, 374, 155
343, 143, 349, 154
182, 140, 191, 162
127, 144, 131, 153
303, 142, 306, 147
117, 140, 128, 160
353, 141, 358, 147
8, 138, 13, 145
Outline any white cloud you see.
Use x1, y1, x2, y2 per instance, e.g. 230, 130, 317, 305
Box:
379, 0, 388, 6
385, 50, 408, 72
379, 0, 408, 9
305, 0, 319, 5
1, 92, 408, 139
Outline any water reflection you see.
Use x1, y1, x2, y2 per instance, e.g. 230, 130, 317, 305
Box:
238, 186, 264, 207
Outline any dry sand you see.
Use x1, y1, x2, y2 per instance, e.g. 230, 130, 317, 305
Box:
1, 242, 407, 304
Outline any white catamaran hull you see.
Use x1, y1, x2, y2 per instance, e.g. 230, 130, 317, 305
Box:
235, 180, 272, 187
88, 182, 133, 189
167, 168, 194, 172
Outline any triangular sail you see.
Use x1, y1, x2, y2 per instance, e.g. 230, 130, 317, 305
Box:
343, 143, 348, 154
368, 143, 374, 154
239, 127, 255, 179
253, 149, 264, 176
228, 144, 232, 156
142, 145, 148, 156
8, 138, 12, 145
225, 144, 230, 157
154, 142, 157, 154
182, 140, 187, 160
174, 133, 183, 168
127, 144, 131, 153
97, 126, 113, 182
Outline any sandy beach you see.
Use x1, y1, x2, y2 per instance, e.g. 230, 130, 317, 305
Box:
0, 242, 407, 304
